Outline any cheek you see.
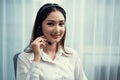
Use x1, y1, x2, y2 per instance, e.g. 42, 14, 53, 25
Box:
62, 27, 66, 34
42, 26, 50, 34
42, 23, 51, 35
60, 28, 65, 38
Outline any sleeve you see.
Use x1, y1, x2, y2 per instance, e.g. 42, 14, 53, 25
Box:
74, 53, 88, 80
16, 55, 41, 80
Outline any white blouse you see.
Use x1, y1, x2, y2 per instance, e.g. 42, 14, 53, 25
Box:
17, 47, 87, 80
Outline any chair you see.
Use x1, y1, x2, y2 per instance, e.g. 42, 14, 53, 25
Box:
13, 52, 21, 79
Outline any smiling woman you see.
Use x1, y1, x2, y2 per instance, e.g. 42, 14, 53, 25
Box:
42, 11, 65, 44
16, 3, 87, 80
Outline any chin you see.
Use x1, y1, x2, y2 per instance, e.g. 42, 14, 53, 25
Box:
52, 39, 61, 43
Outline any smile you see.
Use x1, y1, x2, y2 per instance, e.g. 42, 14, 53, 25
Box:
50, 34, 61, 39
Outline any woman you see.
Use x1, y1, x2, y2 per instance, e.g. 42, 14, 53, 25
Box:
17, 3, 87, 80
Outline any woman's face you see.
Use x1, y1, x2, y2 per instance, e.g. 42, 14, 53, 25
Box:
42, 10, 65, 44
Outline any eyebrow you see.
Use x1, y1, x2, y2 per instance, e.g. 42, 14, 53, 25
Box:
47, 20, 65, 22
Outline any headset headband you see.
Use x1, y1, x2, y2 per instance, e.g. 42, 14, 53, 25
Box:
40, 4, 59, 14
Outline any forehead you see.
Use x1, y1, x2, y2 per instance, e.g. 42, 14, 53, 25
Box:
45, 10, 65, 21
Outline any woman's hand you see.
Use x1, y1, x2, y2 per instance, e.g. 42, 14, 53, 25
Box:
31, 36, 47, 62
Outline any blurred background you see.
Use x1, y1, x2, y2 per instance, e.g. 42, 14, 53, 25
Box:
0, 0, 120, 80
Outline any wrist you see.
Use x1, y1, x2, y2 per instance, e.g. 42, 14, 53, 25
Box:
33, 56, 41, 62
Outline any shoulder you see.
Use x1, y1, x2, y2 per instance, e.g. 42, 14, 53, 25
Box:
18, 51, 33, 62
65, 47, 77, 53
64, 47, 79, 58
64, 47, 82, 64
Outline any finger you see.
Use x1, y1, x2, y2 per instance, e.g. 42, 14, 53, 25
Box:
39, 41, 47, 48
36, 37, 47, 42
41, 36, 49, 40
37, 36, 47, 40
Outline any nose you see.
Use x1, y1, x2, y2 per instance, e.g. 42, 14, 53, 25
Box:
53, 25, 60, 33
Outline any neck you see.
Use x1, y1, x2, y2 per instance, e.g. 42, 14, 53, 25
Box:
43, 43, 58, 60
44, 43, 58, 54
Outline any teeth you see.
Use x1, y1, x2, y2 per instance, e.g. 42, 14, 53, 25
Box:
51, 34, 60, 36
52, 35, 60, 36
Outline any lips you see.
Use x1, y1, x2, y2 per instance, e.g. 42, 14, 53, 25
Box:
50, 34, 61, 39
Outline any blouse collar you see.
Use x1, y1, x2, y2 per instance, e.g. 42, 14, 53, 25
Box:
29, 46, 72, 61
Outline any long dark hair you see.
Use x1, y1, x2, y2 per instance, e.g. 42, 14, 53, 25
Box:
24, 3, 67, 53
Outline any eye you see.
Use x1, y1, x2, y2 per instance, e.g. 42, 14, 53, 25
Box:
59, 22, 65, 26
47, 23, 54, 26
